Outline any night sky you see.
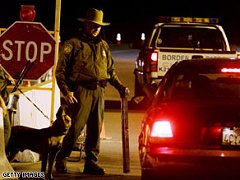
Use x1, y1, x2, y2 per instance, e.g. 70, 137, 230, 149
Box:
0, 0, 240, 45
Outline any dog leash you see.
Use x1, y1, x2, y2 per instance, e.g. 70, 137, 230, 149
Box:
17, 88, 51, 120
7, 60, 51, 121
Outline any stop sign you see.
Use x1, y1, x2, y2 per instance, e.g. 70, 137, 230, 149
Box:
0, 21, 56, 80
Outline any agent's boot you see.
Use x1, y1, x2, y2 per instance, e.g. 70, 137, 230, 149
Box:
83, 160, 105, 175
55, 158, 67, 173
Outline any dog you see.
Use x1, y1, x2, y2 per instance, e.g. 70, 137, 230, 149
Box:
6, 107, 71, 180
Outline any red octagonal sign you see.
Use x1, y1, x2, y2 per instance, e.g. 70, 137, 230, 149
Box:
0, 21, 56, 80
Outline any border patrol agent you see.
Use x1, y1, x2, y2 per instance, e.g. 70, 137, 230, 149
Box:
55, 8, 129, 175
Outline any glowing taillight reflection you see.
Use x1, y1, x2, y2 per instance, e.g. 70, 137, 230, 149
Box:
151, 121, 173, 138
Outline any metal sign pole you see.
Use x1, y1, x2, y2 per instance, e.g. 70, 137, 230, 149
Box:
50, 0, 61, 124
121, 89, 130, 173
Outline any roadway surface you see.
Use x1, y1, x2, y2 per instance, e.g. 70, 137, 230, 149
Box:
105, 47, 139, 101
10, 110, 144, 180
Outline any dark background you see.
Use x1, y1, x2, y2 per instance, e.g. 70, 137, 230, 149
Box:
0, 0, 240, 47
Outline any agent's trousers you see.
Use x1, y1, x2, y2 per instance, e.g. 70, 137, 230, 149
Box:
56, 85, 105, 162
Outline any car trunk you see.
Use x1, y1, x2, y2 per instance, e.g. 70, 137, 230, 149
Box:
151, 99, 240, 149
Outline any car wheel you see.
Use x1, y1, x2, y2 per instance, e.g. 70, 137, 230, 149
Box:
141, 169, 159, 180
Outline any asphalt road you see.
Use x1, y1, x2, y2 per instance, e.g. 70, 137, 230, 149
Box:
105, 48, 139, 101
104, 48, 151, 110
9, 110, 144, 180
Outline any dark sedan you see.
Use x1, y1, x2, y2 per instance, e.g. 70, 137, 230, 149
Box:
138, 58, 240, 179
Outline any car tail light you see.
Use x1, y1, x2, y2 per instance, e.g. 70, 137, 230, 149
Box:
151, 52, 158, 61
151, 120, 173, 138
237, 53, 240, 60
150, 51, 158, 72
221, 68, 240, 73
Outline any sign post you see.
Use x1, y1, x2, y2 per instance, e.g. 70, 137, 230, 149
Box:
50, 0, 61, 123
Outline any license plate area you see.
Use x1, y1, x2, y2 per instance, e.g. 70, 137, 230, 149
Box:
222, 127, 240, 146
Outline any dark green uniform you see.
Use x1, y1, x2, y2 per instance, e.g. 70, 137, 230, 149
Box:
55, 32, 124, 163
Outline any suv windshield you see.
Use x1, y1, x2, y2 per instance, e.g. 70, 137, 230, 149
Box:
154, 24, 225, 50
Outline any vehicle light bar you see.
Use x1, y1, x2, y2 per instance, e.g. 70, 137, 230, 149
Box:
157, 16, 219, 24
221, 68, 240, 73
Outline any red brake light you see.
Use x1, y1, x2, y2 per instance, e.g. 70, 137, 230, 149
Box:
221, 68, 240, 73
237, 53, 240, 60
150, 51, 158, 72
151, 52, 158, 61
151, 120, 173, 138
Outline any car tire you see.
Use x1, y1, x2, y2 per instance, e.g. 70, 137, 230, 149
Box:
141, 169, 159, 180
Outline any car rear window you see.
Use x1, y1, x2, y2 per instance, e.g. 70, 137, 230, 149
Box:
169, 73, 240, 100
154, 25, 225, 50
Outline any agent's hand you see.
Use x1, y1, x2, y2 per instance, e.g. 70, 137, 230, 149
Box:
65, 91, 78, 104
118, 85, 130, 98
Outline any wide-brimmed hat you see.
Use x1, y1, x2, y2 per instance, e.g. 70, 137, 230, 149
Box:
77, 8, 110, 26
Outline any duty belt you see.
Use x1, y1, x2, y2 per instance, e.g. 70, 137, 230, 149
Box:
77, 79, 107, 90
